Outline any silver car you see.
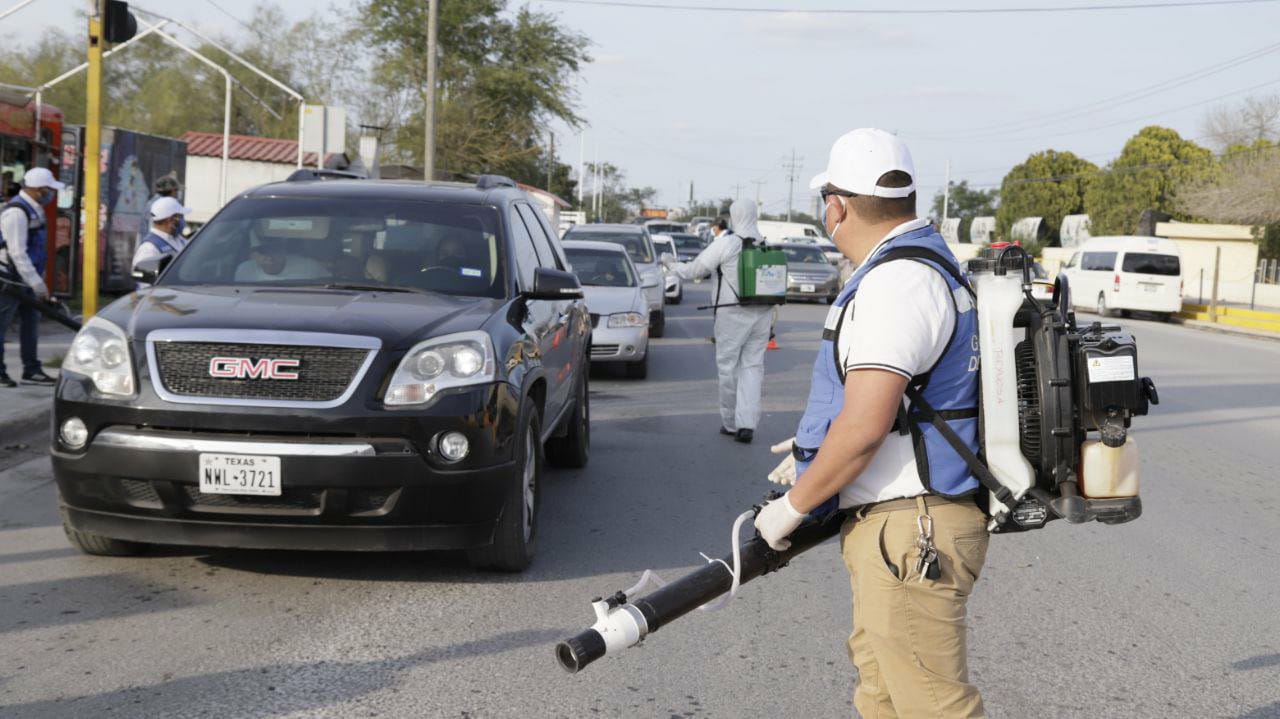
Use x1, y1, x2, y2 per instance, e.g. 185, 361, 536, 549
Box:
650, 234, 684, 304
562, 224, 666, 337
563, 240, 652, 379
778, 242, 841, 303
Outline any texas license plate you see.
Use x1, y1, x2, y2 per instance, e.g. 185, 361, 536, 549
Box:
801, 284, 816, 293
199, 453, 281, 496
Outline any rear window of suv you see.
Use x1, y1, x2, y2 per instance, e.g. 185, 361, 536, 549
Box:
165, 198, 506, 298
563, 230, 654, 264
1122, 252, 1180, 276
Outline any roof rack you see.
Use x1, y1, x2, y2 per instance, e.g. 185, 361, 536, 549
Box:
286, 168, 366, 182
475, 174, 517, 190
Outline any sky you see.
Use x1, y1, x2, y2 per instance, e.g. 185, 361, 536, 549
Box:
9, 0, 1280, 218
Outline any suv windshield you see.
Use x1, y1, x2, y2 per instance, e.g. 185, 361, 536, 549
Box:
669, 233, 705, 250
564, 230, 654, 264
1122, 252, 1180, 276
781, 246, 828, 264
163, 198, 506, 298
566, 248, 637, 287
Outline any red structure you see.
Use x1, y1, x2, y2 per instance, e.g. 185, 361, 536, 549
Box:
0, 90, 65, 290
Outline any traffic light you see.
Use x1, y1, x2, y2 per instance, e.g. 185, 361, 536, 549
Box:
103, 0, 137, 44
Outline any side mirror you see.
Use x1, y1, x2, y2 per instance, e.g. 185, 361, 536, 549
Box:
642, 276, 661, 289
131, 253, 174, 285
528, 267, 584, 300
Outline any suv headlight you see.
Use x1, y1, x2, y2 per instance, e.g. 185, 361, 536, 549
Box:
63, 317, 135, 397
607, 312, 648, 328
385, 331, 496, 407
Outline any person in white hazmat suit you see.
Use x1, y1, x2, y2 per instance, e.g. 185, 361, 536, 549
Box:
662, 199, 773, 444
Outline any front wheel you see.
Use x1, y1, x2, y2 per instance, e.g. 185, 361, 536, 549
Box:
468, 410, 542, 572
61, 506, 146, 556
650, 311, 665, 338
546, 367, 589, 469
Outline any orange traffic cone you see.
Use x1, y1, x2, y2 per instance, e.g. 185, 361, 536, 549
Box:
767, 336, 779, 350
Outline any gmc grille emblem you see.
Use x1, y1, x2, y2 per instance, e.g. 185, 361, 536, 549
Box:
208, 357, 301, 380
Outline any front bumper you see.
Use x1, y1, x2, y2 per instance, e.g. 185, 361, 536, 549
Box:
786, 276, 839, 301
52, 378, 522, 552
664, 274, 681, 299
588, 324, 648, 363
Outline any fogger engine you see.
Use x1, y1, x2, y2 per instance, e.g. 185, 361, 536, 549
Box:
969, 247, 1159, 533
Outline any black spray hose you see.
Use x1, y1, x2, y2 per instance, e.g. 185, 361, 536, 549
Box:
555, 511, 844, 674
0, 276, 82, 331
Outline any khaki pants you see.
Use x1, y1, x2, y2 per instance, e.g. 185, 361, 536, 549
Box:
840, 498, 989, 718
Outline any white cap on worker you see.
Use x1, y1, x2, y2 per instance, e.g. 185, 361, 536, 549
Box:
150, 196, 192, 220
22, 167, 65, 192
808, 128, 915, 198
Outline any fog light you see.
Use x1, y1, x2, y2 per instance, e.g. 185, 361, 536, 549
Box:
60, 417, 88, 450
437, 431, 469, 462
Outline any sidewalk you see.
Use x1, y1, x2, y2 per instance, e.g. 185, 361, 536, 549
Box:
1, 322, 75, 438
1175, 302, 1280, 341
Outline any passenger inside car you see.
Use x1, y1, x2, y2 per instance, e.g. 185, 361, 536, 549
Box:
234, 238, 331, 282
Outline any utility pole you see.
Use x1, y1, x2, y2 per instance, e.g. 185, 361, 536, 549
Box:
577, 133, 584, 208
751, 178, 766, 214
942, 159, 951, 222
547, 130, 554, 194
782, 149, 803, 223
423, 0, 438, 181
731, 182, 743, 201
82, 0, 104, 318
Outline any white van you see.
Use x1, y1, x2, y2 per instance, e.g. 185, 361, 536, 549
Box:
1059, 236, 1183, 319
756, 220, 826, 244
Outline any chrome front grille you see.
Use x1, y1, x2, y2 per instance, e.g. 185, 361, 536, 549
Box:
146, 330, 380, 407
590, 344, 620, 358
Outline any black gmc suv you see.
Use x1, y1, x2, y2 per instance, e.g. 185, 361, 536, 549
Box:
51, 176, 590, 571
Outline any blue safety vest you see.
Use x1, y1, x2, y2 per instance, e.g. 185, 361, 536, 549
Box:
793, 226, 980, 514
1, 196, 47, 276
139, 230, 181, 257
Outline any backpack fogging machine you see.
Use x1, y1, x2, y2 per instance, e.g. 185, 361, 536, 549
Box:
557, 246, 1159, 674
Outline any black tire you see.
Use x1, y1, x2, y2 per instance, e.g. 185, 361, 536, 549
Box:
545, 368, 590, 469
669, 288, 682, 305
1156, 312, 1173, 323
468, 409, 541, 572
650, 311, 665, 338
624, 352, 648, 379
61, 506, 146, 557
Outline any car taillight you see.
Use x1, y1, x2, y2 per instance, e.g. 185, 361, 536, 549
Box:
1113, 274, 1120, 291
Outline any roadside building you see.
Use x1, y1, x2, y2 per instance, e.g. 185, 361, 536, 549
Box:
179, 131, 349, 225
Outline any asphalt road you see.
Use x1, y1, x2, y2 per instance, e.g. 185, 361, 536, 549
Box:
1, 281, 1278, 718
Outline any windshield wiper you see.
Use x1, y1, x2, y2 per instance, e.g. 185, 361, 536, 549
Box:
321, 283, 426, 294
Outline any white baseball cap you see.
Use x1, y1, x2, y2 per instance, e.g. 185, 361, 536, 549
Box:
150, 196, 192, 220
808, 128, 916, 198
22, 167, 66, 191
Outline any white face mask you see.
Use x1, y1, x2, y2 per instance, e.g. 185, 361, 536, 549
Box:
823, 196, 845, 240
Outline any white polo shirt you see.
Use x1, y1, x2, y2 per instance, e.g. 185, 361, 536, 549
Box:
826, 219, 960, 508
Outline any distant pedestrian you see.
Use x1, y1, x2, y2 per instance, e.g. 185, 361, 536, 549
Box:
0, 167, 63, 387
137, 174, 183, 250
132, 196, 193, 283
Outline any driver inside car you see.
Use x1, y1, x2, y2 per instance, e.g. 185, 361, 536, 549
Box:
234, 237, 329, 282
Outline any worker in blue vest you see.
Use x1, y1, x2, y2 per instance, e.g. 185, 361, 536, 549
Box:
136, 174, 183, 250
131, 196, 192, 284
755, 129, 988, 717
0, 167, 63, 388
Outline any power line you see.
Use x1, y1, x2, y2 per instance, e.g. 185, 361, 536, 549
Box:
910, 37, 1280, 141
204, 0, 261, 38
536, 0, 1278, 14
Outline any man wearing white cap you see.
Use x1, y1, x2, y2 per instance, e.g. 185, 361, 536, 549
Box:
0, 167, 64, 387
131, 196, 192, 279
755, 129, 987, 716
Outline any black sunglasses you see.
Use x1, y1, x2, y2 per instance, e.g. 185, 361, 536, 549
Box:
820, 186, 857, 203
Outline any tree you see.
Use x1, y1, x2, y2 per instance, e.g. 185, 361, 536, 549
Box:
358, 0, 590, 184
1084, 126, 1216, 236
930, 180, 998, 244
996, 150, 1095, 246
1200, 94, 1280, 152
583, 162, 654, 222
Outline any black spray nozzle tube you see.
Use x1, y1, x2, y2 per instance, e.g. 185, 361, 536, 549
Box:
0, 276, 82, 331
555, 513, 844, 674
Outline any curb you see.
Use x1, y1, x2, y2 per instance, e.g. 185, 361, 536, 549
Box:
0, 403, 50, 441
1169, 317, 1280, 343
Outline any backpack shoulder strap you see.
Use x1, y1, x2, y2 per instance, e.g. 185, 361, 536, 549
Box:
869, 246, 973, 294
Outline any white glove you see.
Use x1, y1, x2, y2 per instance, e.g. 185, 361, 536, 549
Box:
754, 492, 806, 551
767, 437, 797, 486
659, 254, 676, 269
